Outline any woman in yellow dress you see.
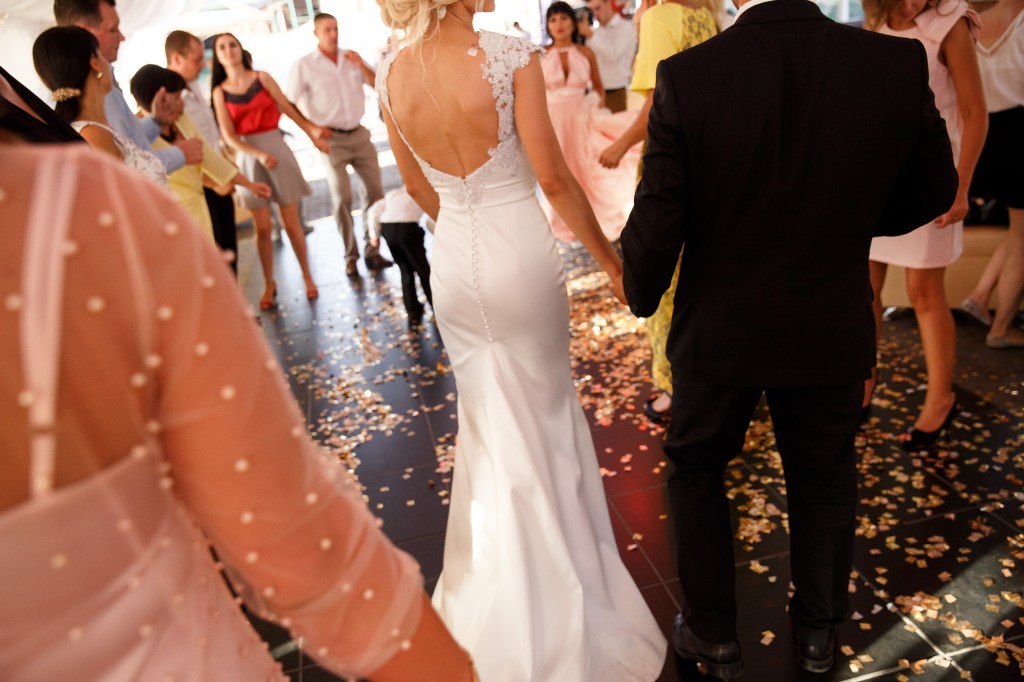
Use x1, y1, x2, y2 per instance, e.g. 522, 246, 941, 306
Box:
130, 64, 270, 251
600, 0, 720, 421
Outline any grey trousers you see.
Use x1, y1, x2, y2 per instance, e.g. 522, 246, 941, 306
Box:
322, 125, 384, 263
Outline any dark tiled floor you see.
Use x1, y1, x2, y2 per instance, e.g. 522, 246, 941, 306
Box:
235, 167, 1023, 680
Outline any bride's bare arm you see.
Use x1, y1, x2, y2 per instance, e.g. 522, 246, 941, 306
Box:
381, 105, 440, 221
514, 56, 624, 297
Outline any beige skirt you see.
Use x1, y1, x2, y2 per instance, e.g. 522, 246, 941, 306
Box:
236, 129, 311, 210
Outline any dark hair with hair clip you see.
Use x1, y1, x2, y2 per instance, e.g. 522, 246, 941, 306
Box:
33, 25, 99, 123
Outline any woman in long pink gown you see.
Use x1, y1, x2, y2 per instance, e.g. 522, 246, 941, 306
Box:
541, 1, 642, 242
0, 140, 475, 681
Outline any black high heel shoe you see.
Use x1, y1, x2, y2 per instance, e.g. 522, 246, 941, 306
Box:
901, 400, 958, 451
643, 392, 671, 423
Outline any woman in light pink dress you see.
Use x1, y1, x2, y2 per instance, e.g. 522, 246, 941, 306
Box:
863, 0, 987, 449
541, 1, 642, 242
0, 140, 476, 681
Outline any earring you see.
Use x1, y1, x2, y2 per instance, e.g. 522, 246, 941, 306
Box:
96, 71, 103, 80
438, 6, 447, 19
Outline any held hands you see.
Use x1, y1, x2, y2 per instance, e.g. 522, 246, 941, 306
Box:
610, 271, 627, 306
934, 186, 969, 227
175, 138, 203, 164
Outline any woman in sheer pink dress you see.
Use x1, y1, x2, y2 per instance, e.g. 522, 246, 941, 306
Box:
541, 1, 642, 242
0, 139, 476, 681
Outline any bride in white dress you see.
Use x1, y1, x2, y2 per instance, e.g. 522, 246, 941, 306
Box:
376, 1, 667, 680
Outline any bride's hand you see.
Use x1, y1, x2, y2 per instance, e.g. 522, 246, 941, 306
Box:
610, 271, 627, 306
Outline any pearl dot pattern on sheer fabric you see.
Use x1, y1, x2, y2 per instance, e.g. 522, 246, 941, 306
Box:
2, 149, 427, 682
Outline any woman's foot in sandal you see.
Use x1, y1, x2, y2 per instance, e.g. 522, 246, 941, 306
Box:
259, 281, 277, 310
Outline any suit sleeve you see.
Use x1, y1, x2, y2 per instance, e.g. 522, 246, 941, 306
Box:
874, 40, 958, 237
621, 60, 688, 319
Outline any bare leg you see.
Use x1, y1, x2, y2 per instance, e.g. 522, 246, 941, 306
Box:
905, 267, 957, 431
964, 238, 1006, 309
252, 207, 276, 304
278, 202, 317, 295
864, 261, 888, 408
989, 208, 1024, 341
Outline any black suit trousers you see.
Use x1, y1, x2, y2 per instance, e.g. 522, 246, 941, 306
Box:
664, 379, 861, 643
380, 222, 432, 320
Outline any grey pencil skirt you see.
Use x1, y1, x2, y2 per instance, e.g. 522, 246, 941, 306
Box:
236, 129, 311, 210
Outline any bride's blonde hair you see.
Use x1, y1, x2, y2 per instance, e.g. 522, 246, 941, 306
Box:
377, 0, 487, 46
377, 0, 457, 45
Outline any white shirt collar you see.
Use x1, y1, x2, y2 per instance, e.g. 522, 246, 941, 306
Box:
734, 0, 777, 21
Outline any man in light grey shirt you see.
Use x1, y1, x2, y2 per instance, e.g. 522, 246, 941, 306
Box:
586, 0, 637, 113
54, 0, 201, 173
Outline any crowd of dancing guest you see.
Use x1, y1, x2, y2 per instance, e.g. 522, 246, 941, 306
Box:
53, 0, 202, 175
4, 0, 1024, 679
131, 64, 272, 242
166, 30, 247, 274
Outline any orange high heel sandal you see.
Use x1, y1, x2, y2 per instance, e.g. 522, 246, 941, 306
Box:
259, 281, 277, 310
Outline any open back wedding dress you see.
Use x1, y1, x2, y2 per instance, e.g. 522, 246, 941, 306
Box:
378, 31, 666, 682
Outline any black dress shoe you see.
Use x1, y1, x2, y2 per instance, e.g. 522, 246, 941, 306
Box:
795, 627, 836, 673
901, 400, 958, 451
673, 614, 743, 679
365, 255, 394, 270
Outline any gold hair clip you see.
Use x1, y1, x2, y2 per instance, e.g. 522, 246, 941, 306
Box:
52, 87, 82, 102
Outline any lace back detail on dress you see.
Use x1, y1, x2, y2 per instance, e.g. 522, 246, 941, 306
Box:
376, 32, 542, 206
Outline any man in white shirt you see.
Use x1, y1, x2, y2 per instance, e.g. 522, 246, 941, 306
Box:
287, 12, 389, 277
166, 29, 240, 274
54, 0, 202, 173
586, 0, 637, 113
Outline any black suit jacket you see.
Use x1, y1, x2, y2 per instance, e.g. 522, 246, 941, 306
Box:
0, 65, 83, 144
621, 0, 957, 387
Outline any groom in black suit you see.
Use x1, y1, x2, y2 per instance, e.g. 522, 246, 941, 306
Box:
620, 0, 957, 676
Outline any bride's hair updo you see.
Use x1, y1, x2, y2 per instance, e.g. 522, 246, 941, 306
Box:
377, 0, 485, 45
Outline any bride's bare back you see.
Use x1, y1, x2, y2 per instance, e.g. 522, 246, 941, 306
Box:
377, 2, 623, 299
385, 21, 500, 177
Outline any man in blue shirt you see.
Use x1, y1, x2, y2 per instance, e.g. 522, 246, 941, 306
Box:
54, 0, 202, 172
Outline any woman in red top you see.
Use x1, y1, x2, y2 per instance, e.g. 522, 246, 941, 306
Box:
212, 32, 330, 309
